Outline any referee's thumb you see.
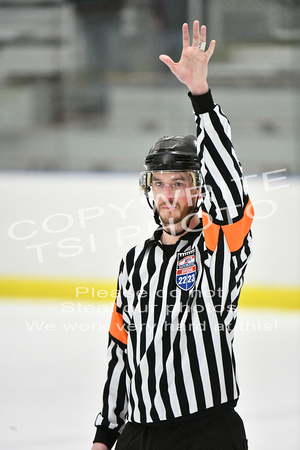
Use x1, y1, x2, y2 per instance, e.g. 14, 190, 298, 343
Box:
159, 54, 175, 70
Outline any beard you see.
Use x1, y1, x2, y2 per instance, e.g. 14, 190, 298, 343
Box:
157, 203, 196, 231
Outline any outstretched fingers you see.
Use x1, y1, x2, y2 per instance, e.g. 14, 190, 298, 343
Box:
159, 54, 175, 71
206, 40, 216, 60
190, 22, 216, 58
193, 22, 210, 53
199, 24, 207, 47
192, 21, 202, 48
182, 23, 190, 48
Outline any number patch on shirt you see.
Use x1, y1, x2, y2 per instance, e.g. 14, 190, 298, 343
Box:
176, 248, 197, 291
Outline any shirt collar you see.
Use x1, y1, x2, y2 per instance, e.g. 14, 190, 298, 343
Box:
148, 220, 203, 248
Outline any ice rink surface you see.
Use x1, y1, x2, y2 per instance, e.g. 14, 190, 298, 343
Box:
1, 300, 299, 450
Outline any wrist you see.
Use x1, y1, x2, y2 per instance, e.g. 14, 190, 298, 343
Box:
188, 82, 209, 96
188, 89, 215, 114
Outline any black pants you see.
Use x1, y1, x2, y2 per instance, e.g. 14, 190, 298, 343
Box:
115, 410, 248, 450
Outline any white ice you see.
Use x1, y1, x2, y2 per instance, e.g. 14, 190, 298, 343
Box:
0, 300, 299, 449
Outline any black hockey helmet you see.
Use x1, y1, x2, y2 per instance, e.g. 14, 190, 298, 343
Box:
139, 135, 200, 194
144, 135, 199, 172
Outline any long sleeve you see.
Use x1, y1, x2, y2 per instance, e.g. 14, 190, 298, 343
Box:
188, 90, 254, 254
93, 262, 129, 449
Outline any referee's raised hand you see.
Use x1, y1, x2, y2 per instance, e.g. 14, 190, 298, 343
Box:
159, 20, 216, 96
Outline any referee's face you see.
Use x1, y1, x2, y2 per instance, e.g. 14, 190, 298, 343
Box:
151, 172, 199, 228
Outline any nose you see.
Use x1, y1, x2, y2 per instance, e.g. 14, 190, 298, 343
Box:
163, 184, 175, 199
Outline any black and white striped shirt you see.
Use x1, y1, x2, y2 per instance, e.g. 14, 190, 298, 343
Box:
94, 90, 253, 448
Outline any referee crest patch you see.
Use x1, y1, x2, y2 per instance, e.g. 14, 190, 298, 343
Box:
176, 248, 196, 291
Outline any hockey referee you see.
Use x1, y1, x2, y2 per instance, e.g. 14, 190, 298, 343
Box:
91, 21, 253, 450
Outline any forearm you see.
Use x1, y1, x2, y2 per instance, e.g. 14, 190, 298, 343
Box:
159, 20, 246, 222
93, 301, 128, 450
93, 424, 120, 450
189, 90, 248, 223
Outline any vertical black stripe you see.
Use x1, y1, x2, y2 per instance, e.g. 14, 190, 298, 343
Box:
219, 329, 234, 400
135, 366, 146, 423
140, 245, 156, 359
116, 349, 128, 427
186, 318, 206, 410
204, 133, 243, 214
148, 249, 170, 421
210, 108, 233, 157
199, 271, 222, 405
173, 332, 190, 415
156, 253, 178, 420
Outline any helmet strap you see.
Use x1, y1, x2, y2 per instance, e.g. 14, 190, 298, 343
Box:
152, 198, 201, 237
162, 215, 195, 236
145, 188, 201, 237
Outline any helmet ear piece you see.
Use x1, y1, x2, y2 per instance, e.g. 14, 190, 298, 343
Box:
190, 171, 202, 189
139, 171, 147, 192
139, 171, 152, 193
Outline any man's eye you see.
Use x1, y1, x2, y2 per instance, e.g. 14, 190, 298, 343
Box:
153, 182, 162, 187
174, 182, 184, 188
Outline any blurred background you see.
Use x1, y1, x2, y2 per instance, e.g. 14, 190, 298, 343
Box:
0, 1, 299, 449
0, 0, 299, 172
